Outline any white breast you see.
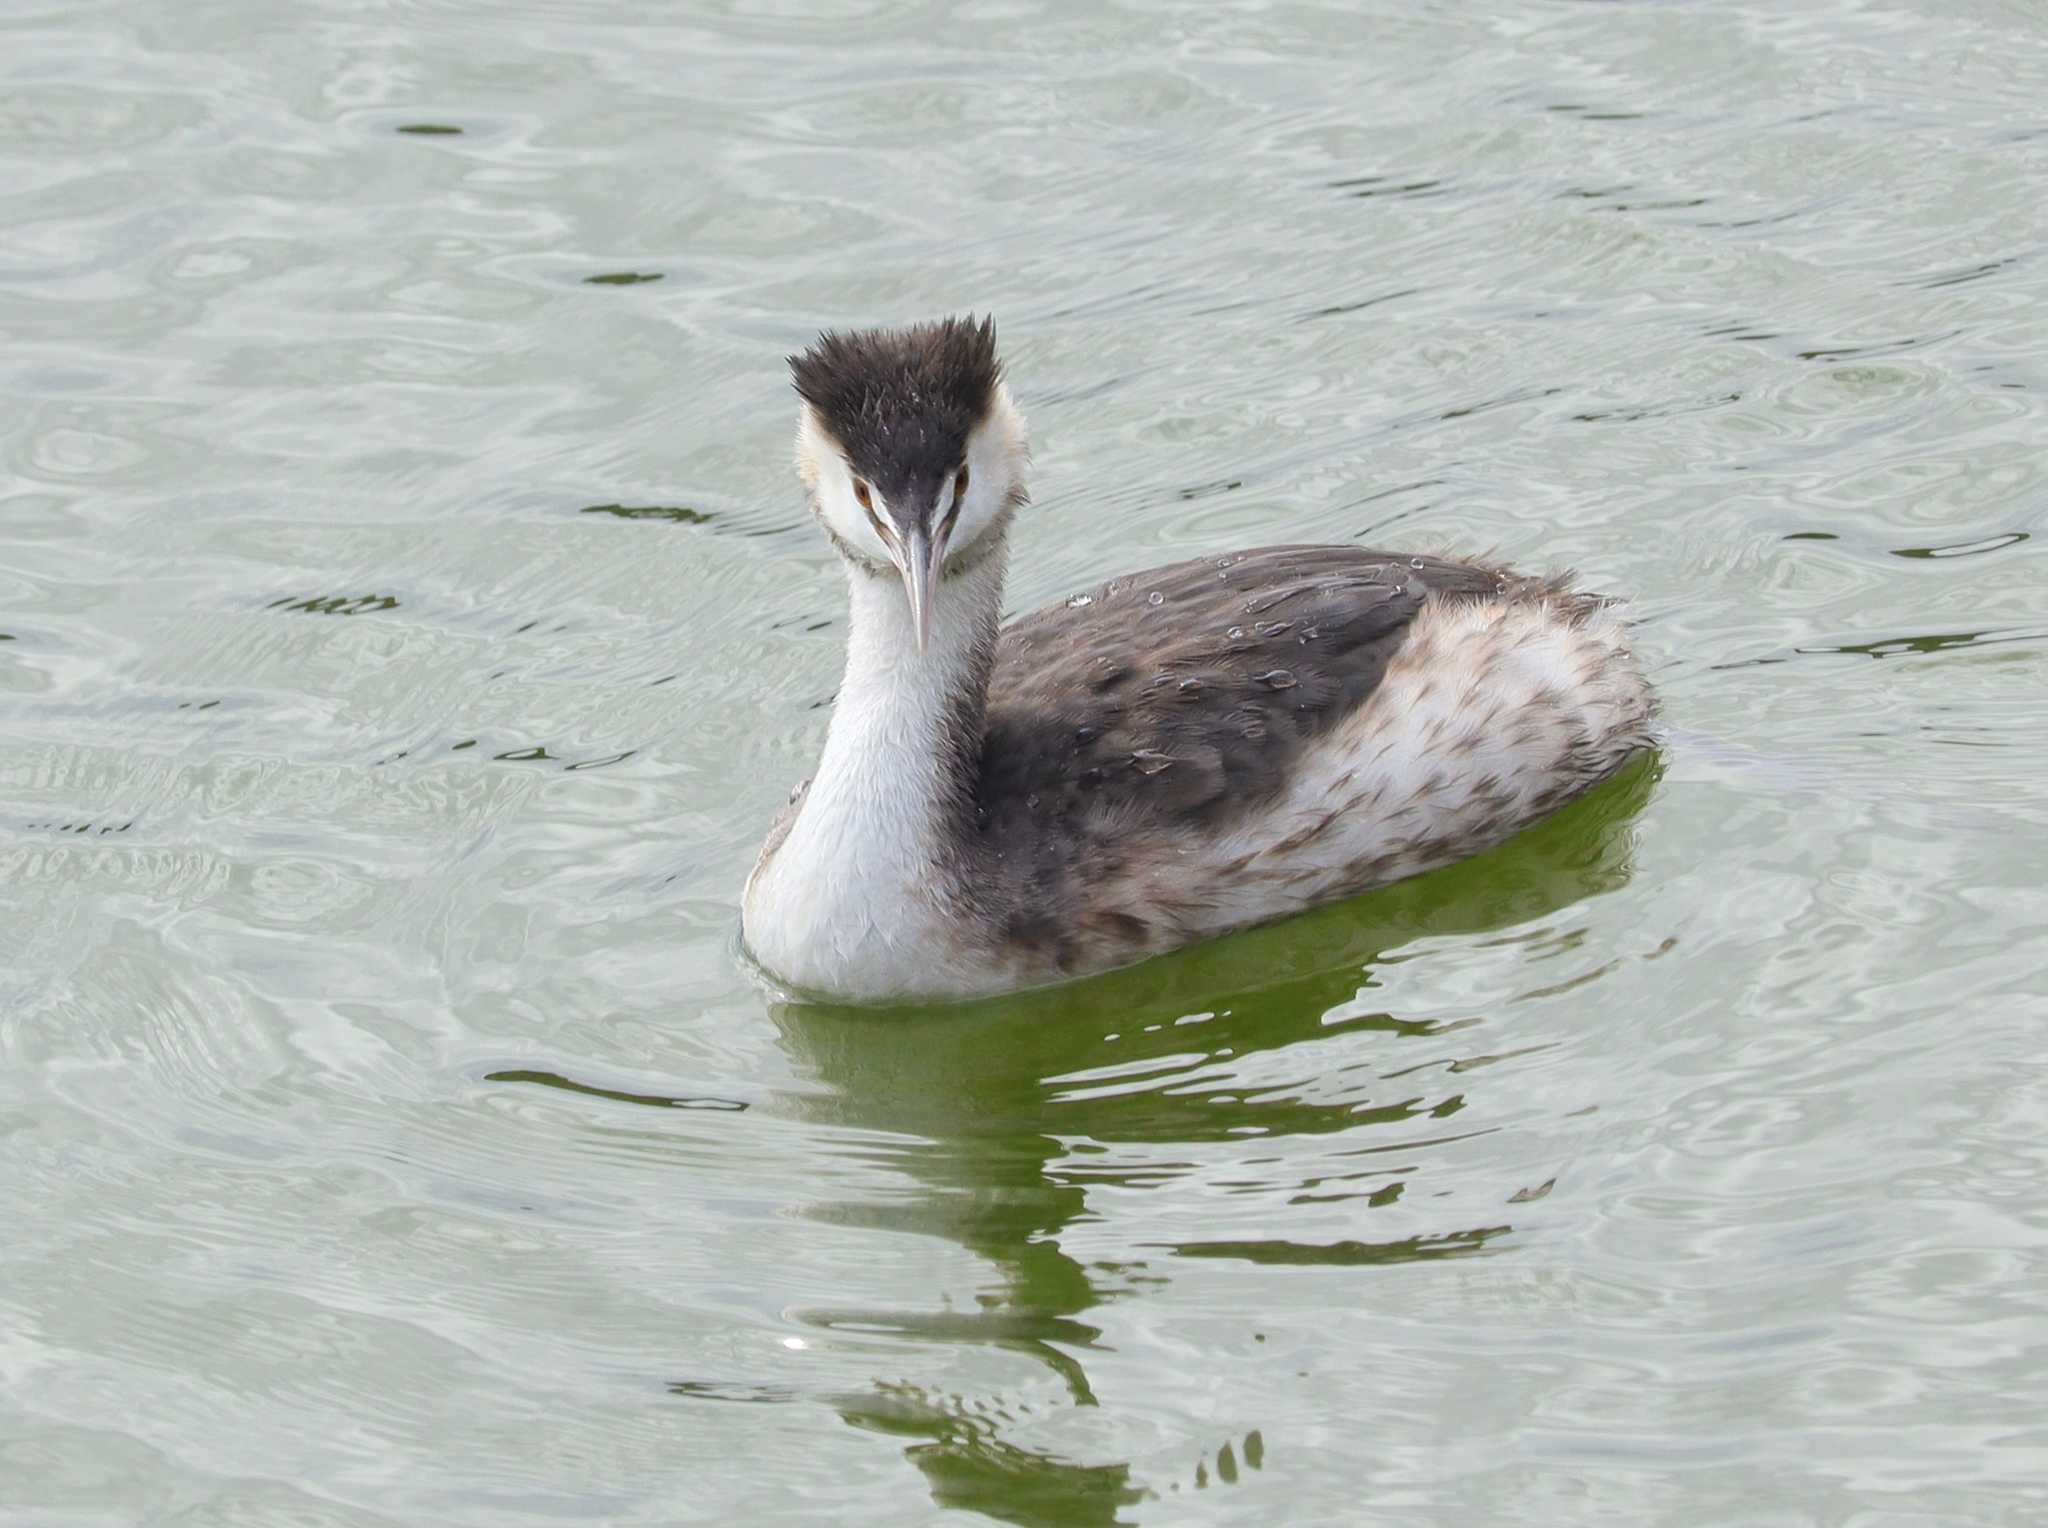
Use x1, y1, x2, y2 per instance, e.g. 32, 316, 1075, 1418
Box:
742, 555, 1005, 1002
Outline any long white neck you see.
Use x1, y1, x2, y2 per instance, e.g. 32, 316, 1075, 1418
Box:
743, 540, 1008, 1000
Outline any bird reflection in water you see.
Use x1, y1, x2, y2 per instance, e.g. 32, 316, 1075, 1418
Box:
746, 756, 1654, 1525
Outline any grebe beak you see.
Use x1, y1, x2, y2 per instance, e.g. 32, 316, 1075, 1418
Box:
897, 521, 944, 655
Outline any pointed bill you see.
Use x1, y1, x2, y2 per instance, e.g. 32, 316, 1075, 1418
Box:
898, 523, 940, 655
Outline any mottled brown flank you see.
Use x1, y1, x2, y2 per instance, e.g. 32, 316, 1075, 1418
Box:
916, 546, 1652, 976
789, 315, 1002, 518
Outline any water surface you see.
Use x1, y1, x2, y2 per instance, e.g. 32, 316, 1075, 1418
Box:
4, 0, 2047, 1523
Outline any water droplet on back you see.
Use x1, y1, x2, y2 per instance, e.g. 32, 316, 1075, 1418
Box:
1130, 749, 1175, 775
1254, 620, 1292, 637
1147, 591, 1164, 606
1227, 625, 1245, 640
1253, 669, 1298, 690
1177, 677, 1204, 695
1067, 593, 1093, 608
1410, 557, 1425, 569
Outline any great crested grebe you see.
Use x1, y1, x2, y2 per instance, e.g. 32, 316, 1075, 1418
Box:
743, 316, 1655, 1003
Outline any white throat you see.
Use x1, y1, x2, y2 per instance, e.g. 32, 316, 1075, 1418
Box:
743, 541, 1008, 1000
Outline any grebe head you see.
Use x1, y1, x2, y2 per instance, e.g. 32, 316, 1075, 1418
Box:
791, 314, 1029, 652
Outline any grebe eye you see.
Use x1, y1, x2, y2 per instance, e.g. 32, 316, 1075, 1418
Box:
852, 479, 873, 510
954, 466, 970, 500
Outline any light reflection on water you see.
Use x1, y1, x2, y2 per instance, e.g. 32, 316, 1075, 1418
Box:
3, 0, 2047, 1522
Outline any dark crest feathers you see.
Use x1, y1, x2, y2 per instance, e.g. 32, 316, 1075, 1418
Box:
789, 315, 1002, 507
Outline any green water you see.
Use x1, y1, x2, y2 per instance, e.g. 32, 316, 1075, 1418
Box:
4, 1, 2045, 1523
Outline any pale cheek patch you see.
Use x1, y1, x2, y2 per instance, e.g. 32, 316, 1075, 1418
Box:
949, 393, 1031, 565
798, 410, 897, 569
